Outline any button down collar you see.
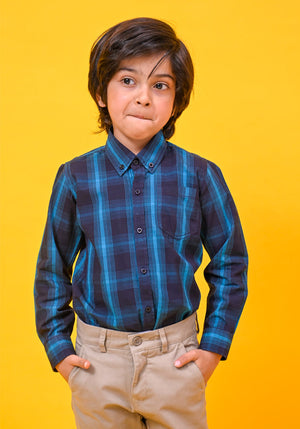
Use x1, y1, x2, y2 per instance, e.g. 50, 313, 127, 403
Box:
105, 130, 167, 176
138, 131, 167, 174
105, 131, 135, 176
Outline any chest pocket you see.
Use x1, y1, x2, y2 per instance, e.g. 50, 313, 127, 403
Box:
159, 187, 200, 239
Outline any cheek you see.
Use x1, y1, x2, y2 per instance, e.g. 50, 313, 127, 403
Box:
159, 99, 175, 120
107, 93, 130, 114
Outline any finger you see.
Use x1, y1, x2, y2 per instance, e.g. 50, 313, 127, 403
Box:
71, 355, 91, 369
174, 350, 198, 368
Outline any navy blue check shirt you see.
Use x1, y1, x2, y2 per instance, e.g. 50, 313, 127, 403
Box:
34, 130, 248, 370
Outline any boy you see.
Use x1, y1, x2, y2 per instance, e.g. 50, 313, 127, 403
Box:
34, 17, 248, 428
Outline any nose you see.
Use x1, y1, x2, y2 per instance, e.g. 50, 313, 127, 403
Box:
136, 85, 151, 106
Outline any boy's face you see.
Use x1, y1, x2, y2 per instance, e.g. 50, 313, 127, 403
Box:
97, 54, 176, 153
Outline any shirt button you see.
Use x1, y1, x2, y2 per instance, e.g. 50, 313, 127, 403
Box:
135, 189, 141, 195
136, 227, 143, 234
133, 159, 139, 165
119, 164, 124, 170
132, 336, 142, 346
140, 268, 147, 274
149, 162, 154, 168
145, 306, 152, 313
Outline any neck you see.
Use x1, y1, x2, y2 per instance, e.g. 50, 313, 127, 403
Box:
113, 133, 151, 155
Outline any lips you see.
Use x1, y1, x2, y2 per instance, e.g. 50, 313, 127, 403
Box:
128, 114, 151, 120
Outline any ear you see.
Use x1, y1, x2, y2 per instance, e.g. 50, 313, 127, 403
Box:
96, 93, 106, 108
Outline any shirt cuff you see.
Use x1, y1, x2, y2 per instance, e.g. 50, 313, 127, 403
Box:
44, 335, 76, 371
199, 328, 234, 360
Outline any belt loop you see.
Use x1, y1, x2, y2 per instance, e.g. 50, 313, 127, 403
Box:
99, 328, 107, 353
195, 313, 200, 334
159, 328, 168, 353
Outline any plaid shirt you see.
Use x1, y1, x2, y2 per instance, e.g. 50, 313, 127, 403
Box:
34, 131, 248, 369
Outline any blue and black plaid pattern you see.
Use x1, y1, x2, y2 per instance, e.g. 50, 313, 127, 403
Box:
34, 131, 248, 369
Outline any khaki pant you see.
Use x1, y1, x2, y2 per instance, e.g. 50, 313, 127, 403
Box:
69, 314, 208, 428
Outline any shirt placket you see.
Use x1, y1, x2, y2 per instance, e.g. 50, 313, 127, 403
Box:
131, 158, 154, 329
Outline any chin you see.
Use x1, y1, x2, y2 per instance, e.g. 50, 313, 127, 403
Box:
128, 130, 154, 141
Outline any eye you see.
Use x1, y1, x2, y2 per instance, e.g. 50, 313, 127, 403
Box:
121, 77, 135, 85
154, 82, 168, 90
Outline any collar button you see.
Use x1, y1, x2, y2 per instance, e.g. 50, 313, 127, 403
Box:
119, 164, 125, 170
149, 162, 154, 168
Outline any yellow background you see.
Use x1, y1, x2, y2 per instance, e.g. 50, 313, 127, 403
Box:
1, 1, 299, 428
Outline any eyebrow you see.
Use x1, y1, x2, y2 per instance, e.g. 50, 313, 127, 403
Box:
118, 67, 175, 81
151, 73, 175, 81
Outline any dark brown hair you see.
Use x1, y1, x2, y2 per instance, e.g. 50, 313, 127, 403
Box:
88, 17, 194, 139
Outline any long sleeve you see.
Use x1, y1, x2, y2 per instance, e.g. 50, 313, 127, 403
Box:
34, 135, 248, 368
34, 164, 83, 370
198, 160, 248, 359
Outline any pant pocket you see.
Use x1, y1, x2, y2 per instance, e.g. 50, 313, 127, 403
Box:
68, 341, 87, 390
180, 335, 206, 389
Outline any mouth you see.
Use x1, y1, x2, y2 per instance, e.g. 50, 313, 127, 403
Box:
128, 114, 152, 121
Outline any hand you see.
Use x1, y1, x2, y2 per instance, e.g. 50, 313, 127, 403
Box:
174, 349, 222, 384
55, 354, 91, 382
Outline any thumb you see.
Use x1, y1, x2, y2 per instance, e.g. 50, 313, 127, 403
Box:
71, 355, 91, 369
174, 350, 198, 368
